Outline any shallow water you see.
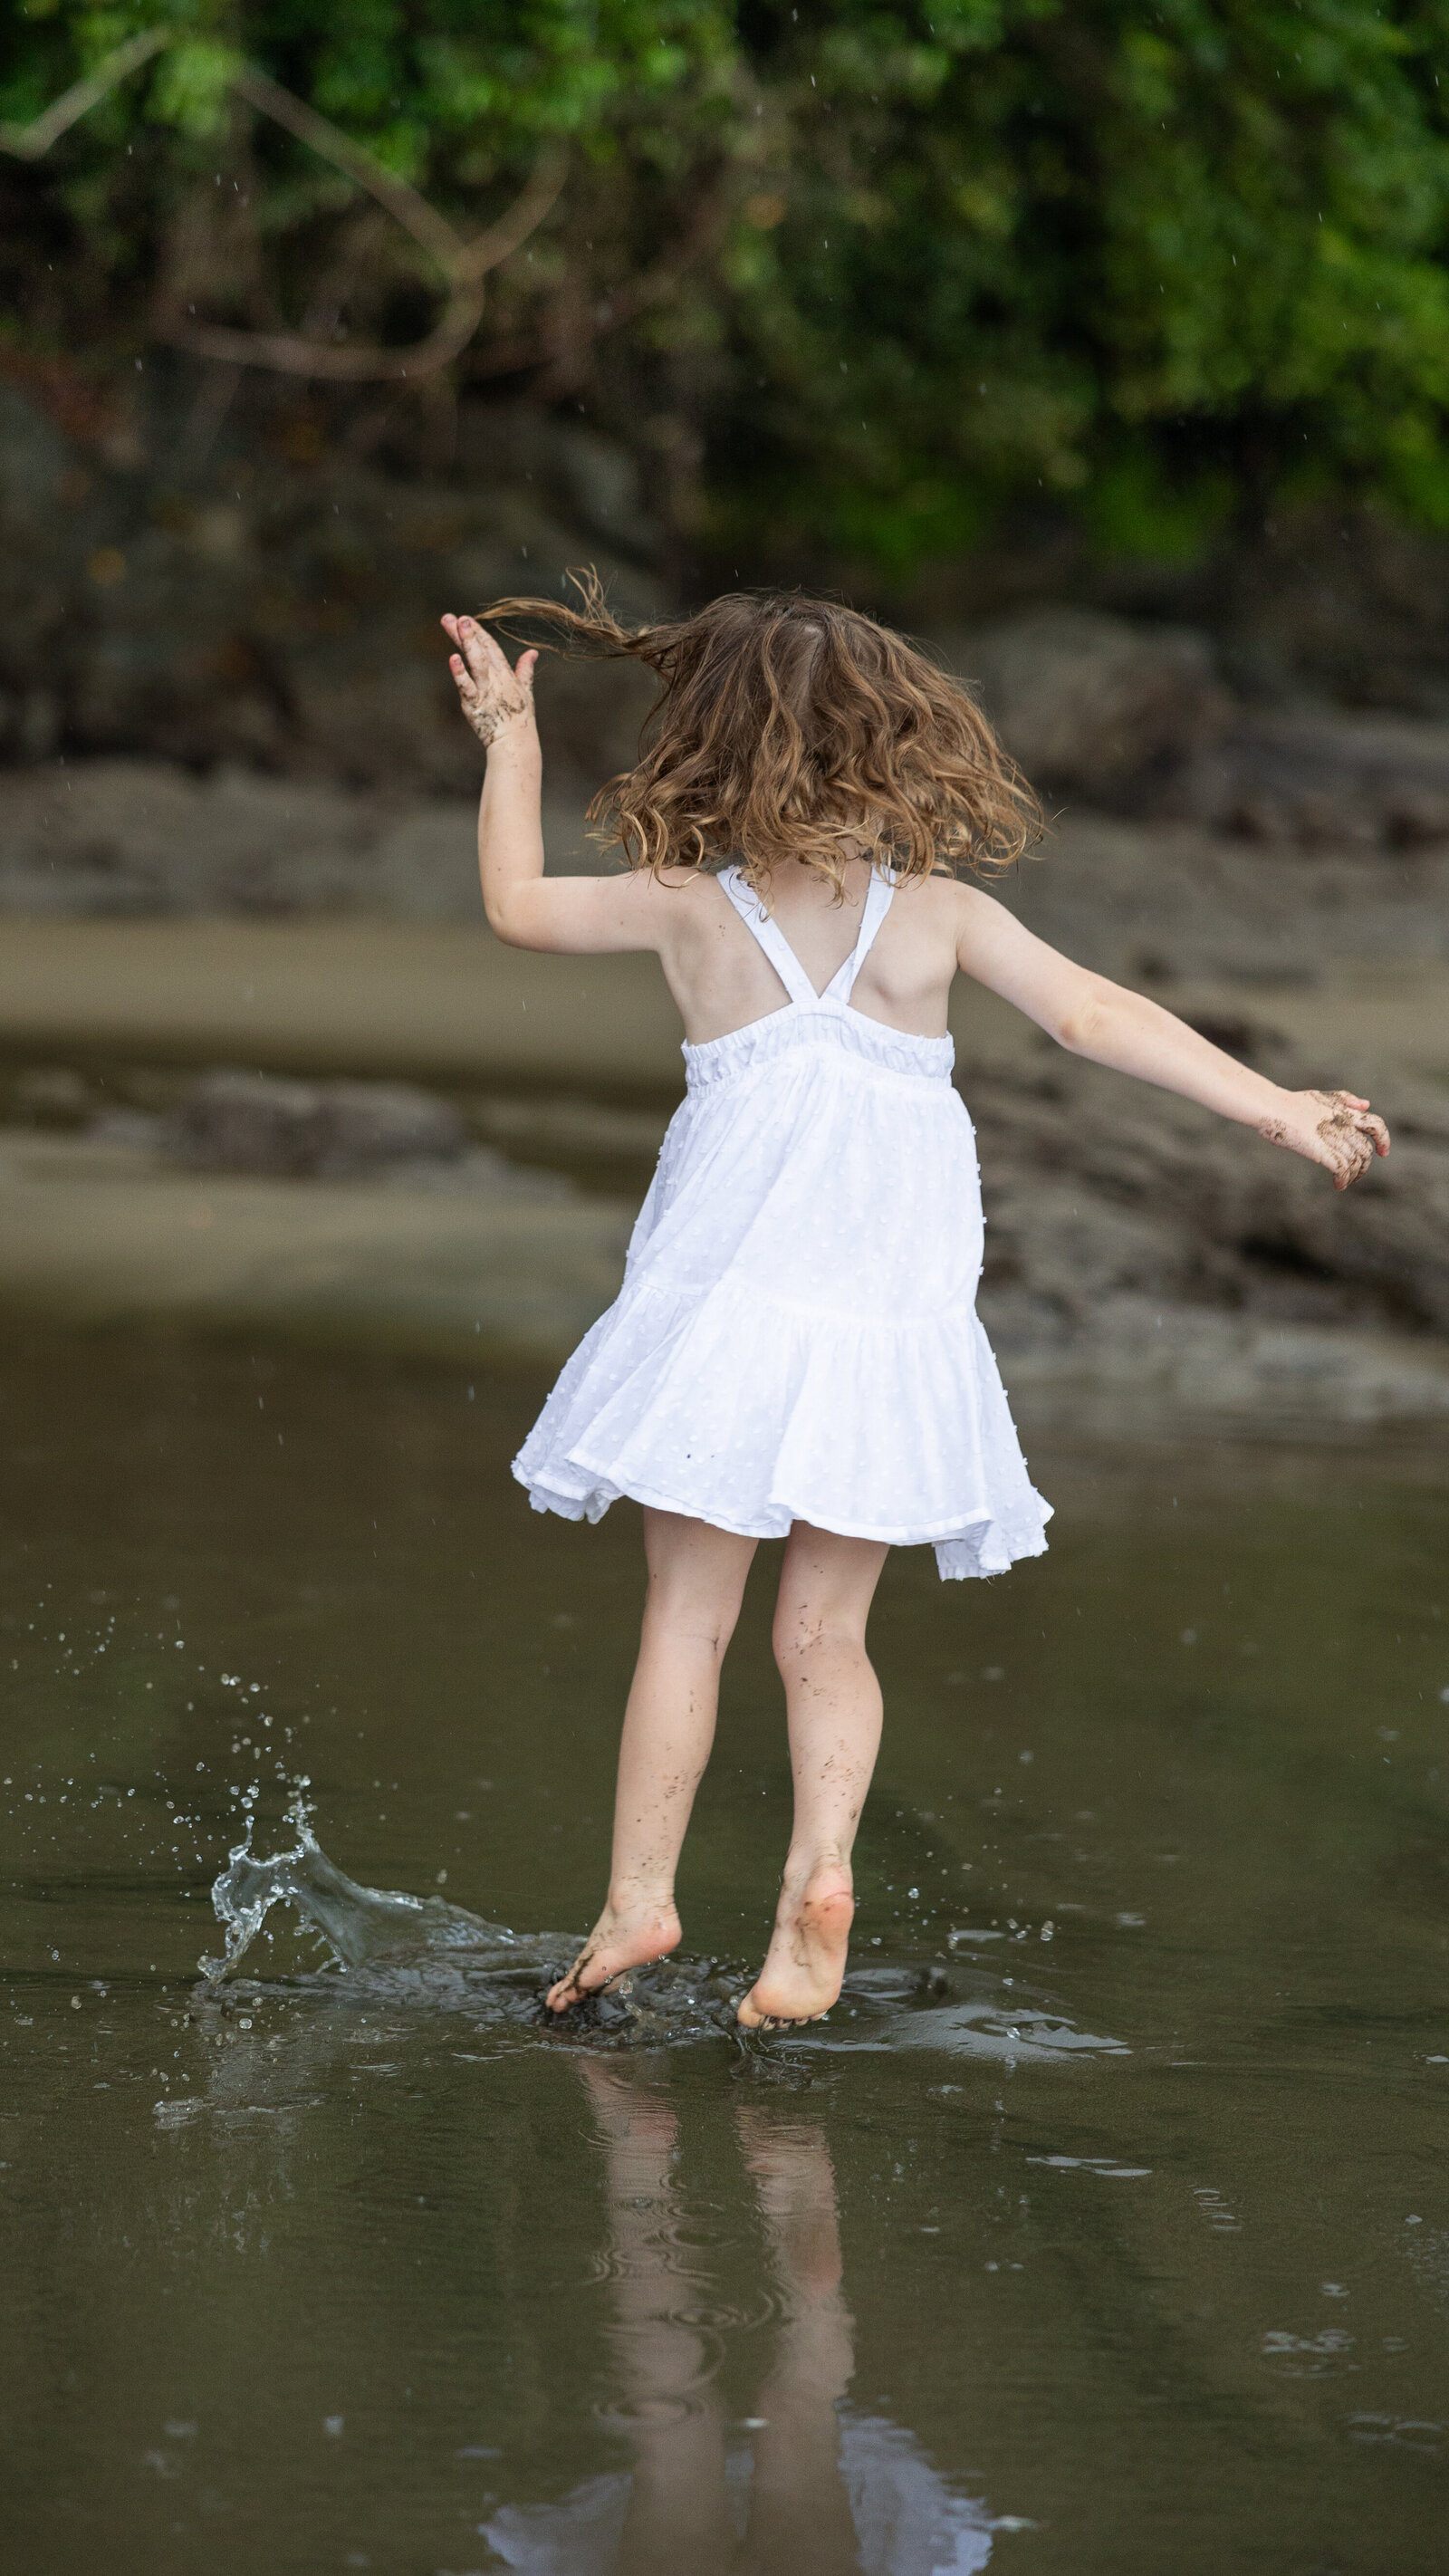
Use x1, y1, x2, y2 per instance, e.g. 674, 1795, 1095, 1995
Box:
2, 1331, 1447, 2573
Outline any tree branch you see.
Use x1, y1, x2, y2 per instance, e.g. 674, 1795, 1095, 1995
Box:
0, 30, 589, 386
0, 26, 170, 159
450, 146, 569, 284
167, 74, 566, 379
229, 66, 465, 276
162, 280, 491, 384
469, 170, 732, 389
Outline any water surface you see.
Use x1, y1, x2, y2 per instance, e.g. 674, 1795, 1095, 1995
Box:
2, 1331, 1446, 2571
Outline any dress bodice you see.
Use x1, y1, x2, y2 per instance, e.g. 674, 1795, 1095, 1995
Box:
681, 865, 955, 1090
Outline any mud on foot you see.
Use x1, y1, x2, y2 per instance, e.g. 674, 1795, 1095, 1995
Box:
545, 1895, 682, 2013
736, 1865, 854, 2029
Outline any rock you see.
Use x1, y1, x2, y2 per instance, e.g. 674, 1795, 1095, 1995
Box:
0, 759, 613, 919
8, 1065, 93, 1126
1192, 498, 1449, 716
0, 380, 661, 794
86, 1108, 167, 1154
990, 1293, 1449, 1437
6, 764, 1449, 977
969, 1040, 1449, 1342
455, 408, 661, 565
0, 1126, 633, 1363
0, 735, 1444, 1415
935, 609, 1231, 811
542, 424, 659, 563
1184, 707, 1449, 849
945, 608, 1449, 844
165, 1071, 468, 1177
1004, 810, 1449, 987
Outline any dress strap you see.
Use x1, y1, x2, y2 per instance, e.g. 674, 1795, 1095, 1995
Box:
823, 868, 895, 1004
718, 867, 820, 1008
720, 862, 897, 1011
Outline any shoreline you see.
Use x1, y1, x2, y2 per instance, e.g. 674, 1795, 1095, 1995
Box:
1, 840, 1444, 1428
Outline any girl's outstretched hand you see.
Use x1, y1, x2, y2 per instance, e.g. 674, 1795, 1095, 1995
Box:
1258, 1088, 1391, 1190
442, 612, 538, 749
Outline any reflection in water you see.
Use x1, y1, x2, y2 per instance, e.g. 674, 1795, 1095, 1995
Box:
483, 2066, 996, 2576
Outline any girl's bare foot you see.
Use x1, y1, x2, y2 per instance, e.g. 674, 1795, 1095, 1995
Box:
737, 1862, 854, 2028
545, 1889, 682, 2012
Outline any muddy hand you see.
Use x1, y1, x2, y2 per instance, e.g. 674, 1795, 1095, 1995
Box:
441, 613, 537, 749
1258, 1087, 1391, 1191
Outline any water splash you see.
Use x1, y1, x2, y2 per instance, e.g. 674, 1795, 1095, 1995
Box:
201, 1811, 745, 2042
204, 1804, 542, 1977
200, 1819, 1128, 2059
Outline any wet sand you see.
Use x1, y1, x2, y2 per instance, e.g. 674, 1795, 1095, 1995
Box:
1, 918, 1446, 1419
0, 917, 686, 1091
5, 1121, 1443, 1421
0, 1129, 633, 1362
5, 911, 1448, 1093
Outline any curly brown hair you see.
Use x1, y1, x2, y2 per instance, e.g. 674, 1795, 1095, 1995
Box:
482, 572, 1041, 896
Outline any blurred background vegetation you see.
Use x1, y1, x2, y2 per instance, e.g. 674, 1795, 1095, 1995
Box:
5, 0, 1449, 598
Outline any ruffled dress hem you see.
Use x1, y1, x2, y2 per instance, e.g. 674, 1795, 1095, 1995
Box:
513, 1455, 1051, 1581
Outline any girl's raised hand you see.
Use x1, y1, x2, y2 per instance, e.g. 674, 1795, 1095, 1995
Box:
1258, 1088, 1391, 1190
442, 613, 538, 749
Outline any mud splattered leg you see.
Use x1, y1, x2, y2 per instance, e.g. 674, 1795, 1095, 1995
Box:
737, 1523, 888, 2030
547, 1509, 758, 2011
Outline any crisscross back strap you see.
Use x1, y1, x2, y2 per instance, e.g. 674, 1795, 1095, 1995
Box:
823, 867, 894, 1003
718, 867, 820, 1007
719, 864, 895, 1009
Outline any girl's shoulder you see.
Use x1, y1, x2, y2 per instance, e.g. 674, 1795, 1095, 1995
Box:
652, 864, 730, 896
617, 861, 737, 965
887, 872, 1017, 980
894, 867, 1004, 926
610, 860, 730, 896
590, 861, 729, 916
916, 863, 1007, 902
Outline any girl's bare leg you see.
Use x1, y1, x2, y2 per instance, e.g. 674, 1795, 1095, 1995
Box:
737, 1522, 888, 2029
547, 1507, 757, 2010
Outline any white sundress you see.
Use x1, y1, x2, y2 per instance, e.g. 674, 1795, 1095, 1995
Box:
513, 865, 1051, 1580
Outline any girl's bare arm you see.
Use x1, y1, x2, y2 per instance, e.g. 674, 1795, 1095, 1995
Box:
955, 888, 1390, 1191
443, 613, 664, 954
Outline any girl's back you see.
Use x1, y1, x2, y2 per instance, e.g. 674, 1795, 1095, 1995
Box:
648, 854, 968, 1044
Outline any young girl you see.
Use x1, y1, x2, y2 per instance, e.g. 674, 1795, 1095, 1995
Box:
441, 588, 1388, 2031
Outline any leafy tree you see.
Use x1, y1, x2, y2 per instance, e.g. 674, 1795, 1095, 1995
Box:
3, 1, 1449, 579
724, 1, 1449, 571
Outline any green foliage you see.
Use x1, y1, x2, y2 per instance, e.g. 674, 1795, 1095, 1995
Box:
149, 36, 241, 139
5, 1, 1449, 574
1080, 452, 1235, 562
722, 0, 1449, 567
3, 1, 739, 172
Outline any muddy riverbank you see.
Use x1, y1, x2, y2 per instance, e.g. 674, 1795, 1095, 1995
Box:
1, 757, 1446, 1428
